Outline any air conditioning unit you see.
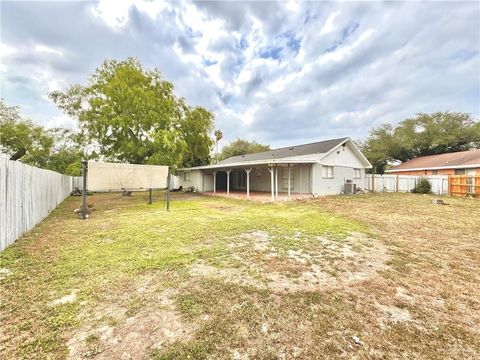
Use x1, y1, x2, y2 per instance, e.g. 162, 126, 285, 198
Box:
344, 180, 356, 194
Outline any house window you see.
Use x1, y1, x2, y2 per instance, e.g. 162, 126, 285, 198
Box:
432, 170, 438, 175
354, 168, 361, 179
322, 166, 334, 179
455, 169, 466, 175
183, 172, 191, 181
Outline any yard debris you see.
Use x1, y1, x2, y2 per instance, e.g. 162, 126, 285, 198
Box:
71, 187, 82, 196
0, 268, 12, 279
352, 335, 362, 345
432, 198, 448, 205
52, 290, 77, 306
377, 304, 415, 327
73, 200, 95, 216
121, 189, 132, 196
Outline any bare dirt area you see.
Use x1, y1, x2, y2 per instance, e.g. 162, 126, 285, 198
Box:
190, 230, 389, 294
67, 283, 196, 360
1, 191, 479, 359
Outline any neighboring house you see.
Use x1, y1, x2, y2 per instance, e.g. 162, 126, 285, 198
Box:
386, 149, 480, 176
176, 137, 372, 198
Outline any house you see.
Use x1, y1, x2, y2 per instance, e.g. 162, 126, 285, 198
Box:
385, 149, 480, 176
175, 137, 372, 198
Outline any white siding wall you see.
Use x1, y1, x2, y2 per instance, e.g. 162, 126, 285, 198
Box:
320, 141, 367, 168
311, 141, 369, 195
0, 158, 74, 251
177, 170, 203, 191
312, 165, 365, 195
202, 173, 214, 192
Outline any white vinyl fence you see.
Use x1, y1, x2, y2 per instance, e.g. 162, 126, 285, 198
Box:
0, 158, 76, 251
364, 174, 448, 195
72, 176, 83, 190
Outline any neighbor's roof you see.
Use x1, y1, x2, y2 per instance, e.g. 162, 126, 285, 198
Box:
386, 149, 480, 172
218, 137, 348, 165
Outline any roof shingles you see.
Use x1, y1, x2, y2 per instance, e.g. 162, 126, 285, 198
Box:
218, 137, 348, 164
390, 149, 480, 170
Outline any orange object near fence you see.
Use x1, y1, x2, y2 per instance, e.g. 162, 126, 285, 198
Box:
448, 175, 480, 197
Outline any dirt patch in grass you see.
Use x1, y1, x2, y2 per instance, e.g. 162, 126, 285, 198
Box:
67, 281, 196, 359
190, 230, 390, 294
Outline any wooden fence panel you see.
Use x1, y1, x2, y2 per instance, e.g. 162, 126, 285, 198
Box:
0, 158, 74, 251
449, 175, 480, 197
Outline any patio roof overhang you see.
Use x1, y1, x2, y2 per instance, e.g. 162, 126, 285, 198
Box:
178, 159, 317, 172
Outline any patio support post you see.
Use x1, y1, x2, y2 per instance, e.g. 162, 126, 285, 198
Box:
213, 171, 217, 193
288, 164, 291, 198
268, 166, 274, 199
299, 165, 303, 195
226, 169, 231, 195
245, 168, 251, 198
275, 166, 278, 199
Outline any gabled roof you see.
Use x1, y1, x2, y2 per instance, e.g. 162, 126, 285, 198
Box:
218, 137, 349, 164
386, 149, 480, 172
178, 137, 372, 170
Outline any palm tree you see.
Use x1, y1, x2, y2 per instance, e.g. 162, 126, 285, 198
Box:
214, 129, 223, 163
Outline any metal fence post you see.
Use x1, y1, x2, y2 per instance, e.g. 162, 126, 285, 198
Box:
81, 161, 88, 220
166, 169, 171, 211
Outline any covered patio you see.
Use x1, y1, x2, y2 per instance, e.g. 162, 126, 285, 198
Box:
180, 160, 314, 200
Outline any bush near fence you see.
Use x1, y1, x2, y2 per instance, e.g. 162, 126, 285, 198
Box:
0, 158, 77, 251
364, 174, 449, 195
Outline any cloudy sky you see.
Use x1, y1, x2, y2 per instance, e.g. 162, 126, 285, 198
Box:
1, 0, 479, 148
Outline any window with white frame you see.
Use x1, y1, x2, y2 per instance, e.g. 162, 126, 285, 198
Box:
354, 168, 361, 179
183, 171, 191, 181
322, 166, 334, 178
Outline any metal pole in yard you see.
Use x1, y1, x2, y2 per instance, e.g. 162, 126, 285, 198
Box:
166, 169, 171, 211
148, 188, 152, 204
81, 161, 88, 220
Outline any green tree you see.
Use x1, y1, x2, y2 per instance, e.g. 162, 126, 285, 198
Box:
1, 100, 53, 164
0, 100, 84, 175
362, 111, 480, 173
219, 139, 271, 161
49, 58, 214, 168
180, 104, 214, 167
214, 129, 223, 163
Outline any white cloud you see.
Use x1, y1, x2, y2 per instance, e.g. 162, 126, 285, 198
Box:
1, 0, 479, 148
0, 43, 17, 57
34, 44, 63, 56
320, 10, 340, 35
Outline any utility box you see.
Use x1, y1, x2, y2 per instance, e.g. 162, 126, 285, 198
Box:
344, 180, 357, 194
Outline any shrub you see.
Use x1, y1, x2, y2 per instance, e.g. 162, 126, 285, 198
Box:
412, 177, 432, 194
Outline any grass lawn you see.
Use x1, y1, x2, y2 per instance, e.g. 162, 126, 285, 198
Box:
1, 191, 479, 359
